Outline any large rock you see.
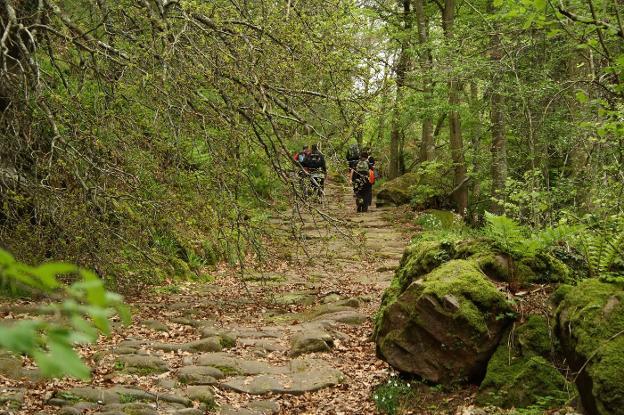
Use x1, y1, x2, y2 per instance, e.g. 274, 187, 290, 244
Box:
375, 259, 513, 383
554, 279, 624, 415
477, 316, 569, 409
375, 173, 420, 207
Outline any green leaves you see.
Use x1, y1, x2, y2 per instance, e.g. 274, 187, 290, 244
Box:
484, 212, 580, 258
0, 249, 130, 379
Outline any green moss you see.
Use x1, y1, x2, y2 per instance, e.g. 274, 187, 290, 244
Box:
418, 260, 511, 334
479, 318, 569, 409
478, 351, 569, 409
118, 393, 139, 404
516, 315, 553, 357
219, 335, 236, 349
557, 279, 624, 357
551, 284, 573, 306
519, 253, 571, 284
376, 173, 421, 206
395, 240, 455, 291
556, 279, 624, 414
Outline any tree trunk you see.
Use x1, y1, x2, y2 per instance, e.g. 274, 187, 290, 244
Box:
414, 0, 434, 162
469, 82, 482, 224
443, 0, 468, 216
489, 1, 507, 215
388, 0, 412, 179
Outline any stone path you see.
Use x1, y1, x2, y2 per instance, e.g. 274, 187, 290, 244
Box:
0, 183, 413, 414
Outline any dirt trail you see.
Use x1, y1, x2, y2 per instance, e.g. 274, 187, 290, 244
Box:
1, 183, 414, 415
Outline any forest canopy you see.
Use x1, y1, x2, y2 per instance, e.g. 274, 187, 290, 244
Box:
1, 0, 623, 284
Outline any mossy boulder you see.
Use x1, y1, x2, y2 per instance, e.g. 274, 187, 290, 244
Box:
376, 173, 420, 207
517, 252, 571, 284
375, 259, 513, 383
477, 316, 569, 409
554, 279, 624, 415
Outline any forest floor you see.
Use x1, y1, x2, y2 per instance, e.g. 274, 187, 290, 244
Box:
0, 182, 482, 414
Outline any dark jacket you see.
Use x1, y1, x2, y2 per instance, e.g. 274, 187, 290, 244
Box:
303, 151, 326, 172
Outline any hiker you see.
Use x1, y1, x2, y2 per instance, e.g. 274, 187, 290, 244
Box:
294, 145, 310, 196
364, 147, 379, 207
302, 144, 327, 197
351, 151, 374, 212
346, 142, 360, 174
294, 145, 310, 164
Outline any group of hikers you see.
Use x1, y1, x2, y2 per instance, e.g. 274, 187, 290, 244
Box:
292, 143, 377, 213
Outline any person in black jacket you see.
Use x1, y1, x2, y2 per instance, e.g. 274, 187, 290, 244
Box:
302, 144, 326, 196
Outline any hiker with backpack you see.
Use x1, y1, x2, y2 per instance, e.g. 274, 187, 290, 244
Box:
351, 151, 375, 212
294, 145, 311, 196
346, 143, 360, 174
302, 144, 327, 198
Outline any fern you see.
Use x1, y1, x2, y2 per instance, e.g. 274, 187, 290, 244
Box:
483, 212, 528, 257
484, 213, 582, 257
574, 219, 624, 279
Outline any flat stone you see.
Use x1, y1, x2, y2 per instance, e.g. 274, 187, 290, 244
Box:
321, 294, 341, 304
221, 358, 344, 395
157, 378, 178, 389
230, 327, 282, 339
173, 409, 205, 415
185, 386, 214, 404
113, 346, 139, 355
273, 292, 315, 306
219, 407, 257, 415
177, 365, 223, 384
116, 355, 169, 373
290, 329, 334, 356
314, 310, 367, 325
64, 386, 191, 407
64, 387, 120, 405
141, 319, 169, 332
309, 303, 356, 318
118, 402, 159, 415
59, 408, 81, 415
0, 388, 24, 409
237, 338, 287, 353
248, 400, 280, 414
196, 353, 286, 376
0, 357, 22, 380
152, 337, 223, 353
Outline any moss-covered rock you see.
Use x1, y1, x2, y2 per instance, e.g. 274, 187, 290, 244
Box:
375, 259, 513, 384
477, 316, 568, 409
516, 315, 553, 357
376, 173, 420, 207
554, 279, 624, 415
518, 252, 571, 284
479, 353, 568, 408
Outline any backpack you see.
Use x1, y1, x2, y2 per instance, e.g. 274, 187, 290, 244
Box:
347, 144, 360, 161
355, 159, 370, 178
307, 152, 322, 168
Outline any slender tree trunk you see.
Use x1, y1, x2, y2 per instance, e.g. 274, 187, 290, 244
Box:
443, 0, 468, 216
389, 0, 412, 179
469, 82, 482, 223
490, 90, 506, 214
488, 0, 507, 215
414, 0, 435, 162
375, 62, 390, 148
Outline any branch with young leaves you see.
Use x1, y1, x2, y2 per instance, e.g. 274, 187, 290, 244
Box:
0, 250, 130, 379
